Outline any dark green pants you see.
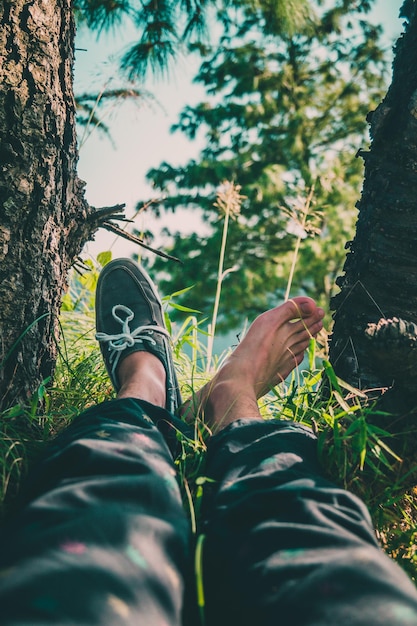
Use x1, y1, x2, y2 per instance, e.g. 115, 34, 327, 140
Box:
0, 398, 416, 625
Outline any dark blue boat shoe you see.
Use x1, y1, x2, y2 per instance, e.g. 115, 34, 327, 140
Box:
95, 258, 182, 414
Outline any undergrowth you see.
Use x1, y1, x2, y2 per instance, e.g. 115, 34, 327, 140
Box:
0, 251, 416, 583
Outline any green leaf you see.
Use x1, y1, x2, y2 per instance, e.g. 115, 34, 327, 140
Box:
322, 360, 342, 393
169, 302, 202, 313
97, 251, 112, 267
308, 337, 316, 370
61, 293, 74, 312
164, 311, 172, 334
162, 285, 196, 299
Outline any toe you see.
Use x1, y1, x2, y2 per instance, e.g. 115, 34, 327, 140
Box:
287, 296, 318, 318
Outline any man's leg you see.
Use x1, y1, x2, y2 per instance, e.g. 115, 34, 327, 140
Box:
194, 299, 417, 626
0, 397, 192, 625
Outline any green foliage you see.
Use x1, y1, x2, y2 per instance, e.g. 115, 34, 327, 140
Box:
74, 0, 217, 78
141, 0, 388, 330
74, 0, 132, 32
74, 0, 315, 78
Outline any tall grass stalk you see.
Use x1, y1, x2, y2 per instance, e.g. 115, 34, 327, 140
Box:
284, 184, 316, 301
206, 182, 243, 371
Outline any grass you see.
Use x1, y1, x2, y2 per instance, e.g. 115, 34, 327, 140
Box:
0, 257, 416, 585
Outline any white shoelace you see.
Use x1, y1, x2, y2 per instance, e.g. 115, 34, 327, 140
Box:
96, 304, 170, 383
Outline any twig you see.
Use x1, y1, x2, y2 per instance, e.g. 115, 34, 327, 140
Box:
101, 221, 182, 263
86, 203, 181, 263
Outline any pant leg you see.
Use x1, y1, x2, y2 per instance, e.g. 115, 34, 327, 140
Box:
201, 418, 417, 626
0, 398, 192, 626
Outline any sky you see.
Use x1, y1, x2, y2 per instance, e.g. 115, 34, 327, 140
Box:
74, 0, 405, 261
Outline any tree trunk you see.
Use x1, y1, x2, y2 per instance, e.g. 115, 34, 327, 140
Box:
0, 0, 93, 409
329, 1, 417, 408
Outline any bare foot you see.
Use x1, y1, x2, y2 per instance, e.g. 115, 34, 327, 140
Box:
181, 297, 324, 432
117, 351, 166, 407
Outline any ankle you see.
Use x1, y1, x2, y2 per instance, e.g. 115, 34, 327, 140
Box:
116, 352, 166, 407
199, 377, 260, 432
117, 378, 166, 406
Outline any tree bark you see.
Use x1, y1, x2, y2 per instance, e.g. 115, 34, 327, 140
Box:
0, 0, 93, 409
329, 1, 417, 405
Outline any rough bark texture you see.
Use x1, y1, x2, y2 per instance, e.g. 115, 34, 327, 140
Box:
0, 0, 93, 409
329, 2, 417, 403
